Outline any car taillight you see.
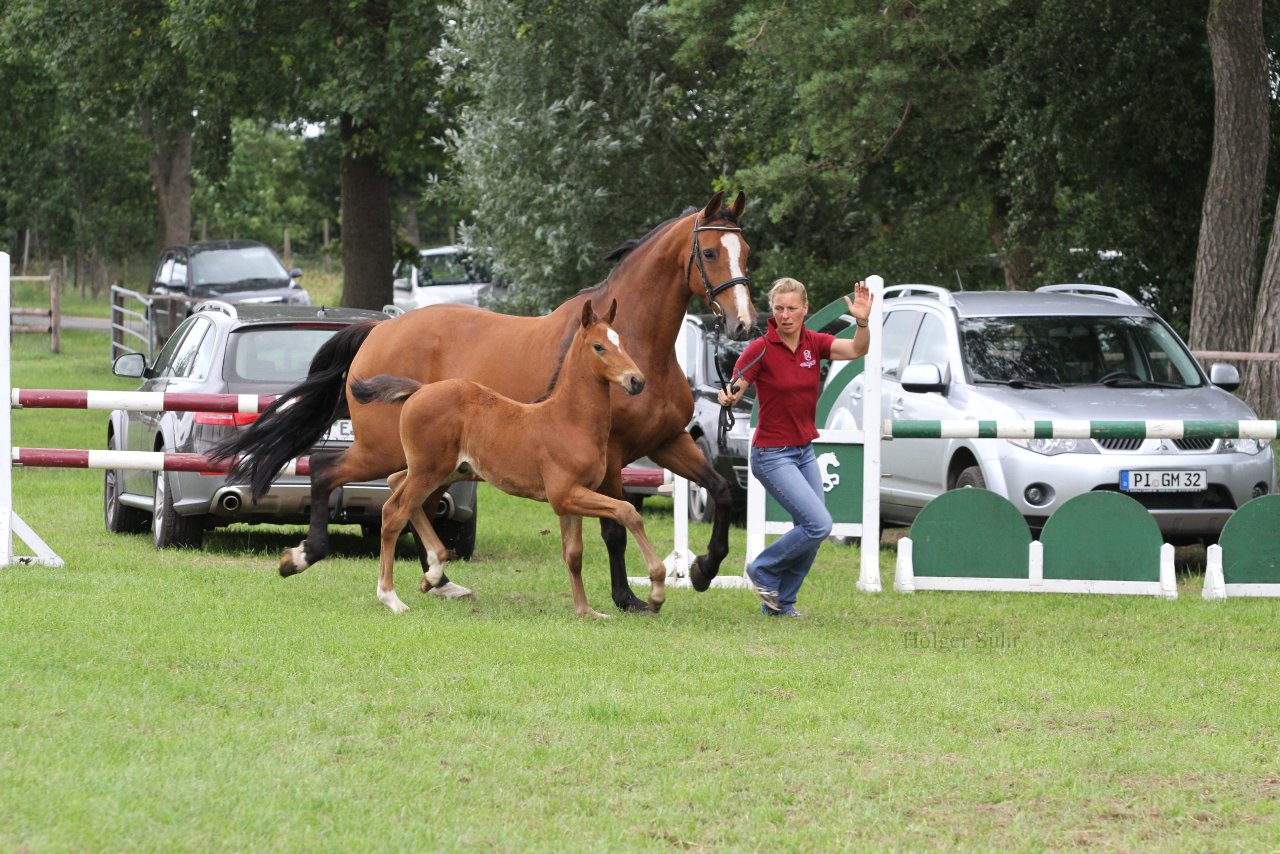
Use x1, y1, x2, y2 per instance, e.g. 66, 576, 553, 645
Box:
193, 412, 261, 426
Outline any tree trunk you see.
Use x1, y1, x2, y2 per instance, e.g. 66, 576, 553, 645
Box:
339, 113, 394, 310
1240, 196, 1280, 416
140, 105, 194, 254
1189, 0, 1269, 353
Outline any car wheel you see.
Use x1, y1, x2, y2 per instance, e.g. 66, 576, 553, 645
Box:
152, 471, 204, 549
688, 437, 716, 523
103, 436, 149, 534
955, 465, 987, 490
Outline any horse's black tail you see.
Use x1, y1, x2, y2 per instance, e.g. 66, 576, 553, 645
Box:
349, 375, 423, 405
208, 320, 380, 500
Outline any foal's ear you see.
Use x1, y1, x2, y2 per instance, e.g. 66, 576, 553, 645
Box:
580, 299, 594, 329
605, 299, 617, 324
729, 191, 747, 221
701, 191, 725, 220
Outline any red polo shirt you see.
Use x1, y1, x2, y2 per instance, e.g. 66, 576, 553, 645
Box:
733, 318, 835, 448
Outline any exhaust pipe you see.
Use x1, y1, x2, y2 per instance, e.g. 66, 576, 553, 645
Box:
435, 492, 455, 518
219, 492, 241, 512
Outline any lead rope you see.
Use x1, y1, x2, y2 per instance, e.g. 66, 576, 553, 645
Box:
713, 320, 764, 451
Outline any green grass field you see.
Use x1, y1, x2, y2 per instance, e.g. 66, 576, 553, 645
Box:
4, 331, 1280, 851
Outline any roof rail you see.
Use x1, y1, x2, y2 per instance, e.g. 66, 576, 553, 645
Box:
192, 300, 238, 318
1036, 284, 1138, 306
882, 284, 956, 307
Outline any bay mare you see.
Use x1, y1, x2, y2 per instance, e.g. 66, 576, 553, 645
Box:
211, 191, 757, 612
355, 300, 664, 617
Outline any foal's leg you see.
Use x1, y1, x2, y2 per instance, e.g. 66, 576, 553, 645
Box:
560, 515, 609, 620
650, 433, 733, 592
376, 471, 447, 613
561, 486, 667, 614
595, 462, 651, 614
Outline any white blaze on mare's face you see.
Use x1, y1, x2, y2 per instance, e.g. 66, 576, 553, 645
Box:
719, 233, 752, 326
606, 327, 620, 348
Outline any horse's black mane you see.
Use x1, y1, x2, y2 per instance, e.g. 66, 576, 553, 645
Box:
574, 201, 740, 297
600, 206, 697, 266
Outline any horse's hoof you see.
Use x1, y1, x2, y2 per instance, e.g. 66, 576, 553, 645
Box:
689, 555, 719, 592
428, 581, 476, 600
278, 544, 309, 577
647, 599, 664, 614
615, 596, 651, 614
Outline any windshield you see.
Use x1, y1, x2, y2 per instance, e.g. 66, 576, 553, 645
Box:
415, 251, 484, 286
960, 315, 1203, 387
191, 246, 290, 291
224, 326, 342, 383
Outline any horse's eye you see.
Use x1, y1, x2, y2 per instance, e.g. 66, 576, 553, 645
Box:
702, 249, 715, 260
593, 343, 606, 353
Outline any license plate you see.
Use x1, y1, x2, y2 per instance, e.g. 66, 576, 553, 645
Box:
324, 419, 354, 442
1120, 469, 1206, 492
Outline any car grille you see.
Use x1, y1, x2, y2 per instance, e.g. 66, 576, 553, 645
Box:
1095, 437, 1217, 452
1092, 484, 1236, 511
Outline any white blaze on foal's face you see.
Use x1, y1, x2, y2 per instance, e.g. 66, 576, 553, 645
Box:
718, 232, 752, 327
606, 327, 620, 349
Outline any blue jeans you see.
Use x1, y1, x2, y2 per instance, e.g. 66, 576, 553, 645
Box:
748, 443, 832, 611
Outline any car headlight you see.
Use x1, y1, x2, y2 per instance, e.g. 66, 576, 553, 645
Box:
1006, 437, 1080, 456
288, 291, 312, 306
1220, 437, 1266, 455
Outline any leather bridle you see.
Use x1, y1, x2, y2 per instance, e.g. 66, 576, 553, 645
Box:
685, 214, 751, 323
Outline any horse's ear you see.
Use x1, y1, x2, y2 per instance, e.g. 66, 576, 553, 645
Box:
701, 191, 725, 220
581, 299, 594, 328
729, 191, 747, 221
606, 299, 617, 324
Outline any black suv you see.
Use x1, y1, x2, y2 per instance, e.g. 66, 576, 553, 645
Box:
105, 302, 478, 552
148, 239, 311, 346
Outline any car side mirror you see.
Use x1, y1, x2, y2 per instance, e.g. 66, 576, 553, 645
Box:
112, 352, 147, 379
1208, 362, 1240, 391
393, 277, 411, 292
901, 362, 949, 394
289, 267, 303, 281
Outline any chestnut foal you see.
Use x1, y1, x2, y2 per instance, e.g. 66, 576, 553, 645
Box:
350, 300, 666, 617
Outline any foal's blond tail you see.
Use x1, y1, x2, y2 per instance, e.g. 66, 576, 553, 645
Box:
349, 375, 424, 405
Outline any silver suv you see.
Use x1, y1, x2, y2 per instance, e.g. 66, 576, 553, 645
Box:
104, 302, 478, 551
824, 284, 1275, 543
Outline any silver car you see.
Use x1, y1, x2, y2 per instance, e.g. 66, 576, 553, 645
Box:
391, 245, 505, 312
824, 284, 1275, 543
104, 302, 478, 552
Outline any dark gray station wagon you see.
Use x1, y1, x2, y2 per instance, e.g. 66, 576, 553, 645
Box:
104, 302, 478, 552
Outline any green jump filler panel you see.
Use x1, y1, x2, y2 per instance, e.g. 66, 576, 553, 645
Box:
910, 489, 1030, 579
1220, 494, 1280, 584
1040, 492, 1162, 582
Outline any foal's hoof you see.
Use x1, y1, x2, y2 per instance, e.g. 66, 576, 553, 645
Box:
689, 555, 719, 592
427, 580, 476, 600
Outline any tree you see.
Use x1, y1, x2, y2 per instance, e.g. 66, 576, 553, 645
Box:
1189, 0, 1270, 356
439, 0, 716, 312
8, 0, 211, 252
171, 0, 451, 310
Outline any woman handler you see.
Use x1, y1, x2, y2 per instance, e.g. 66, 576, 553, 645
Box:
718, 278, 873, 617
